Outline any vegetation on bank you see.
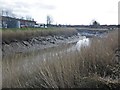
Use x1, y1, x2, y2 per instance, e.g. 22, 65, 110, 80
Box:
2, 30, 120, 88
2, 27, 78, 43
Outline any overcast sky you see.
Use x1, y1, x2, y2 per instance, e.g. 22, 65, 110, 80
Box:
0, 0, 119, 25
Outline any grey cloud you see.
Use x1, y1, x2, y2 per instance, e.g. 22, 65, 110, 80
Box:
13, 1, 56, 10
0, 0, 56, 14
34, 2, 56, 10
14, 1, 31, 9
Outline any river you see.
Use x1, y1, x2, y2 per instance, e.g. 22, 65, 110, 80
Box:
2, 36, 91, 87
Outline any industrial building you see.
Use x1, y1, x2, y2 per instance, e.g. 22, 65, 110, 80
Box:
1, 16, 36, 28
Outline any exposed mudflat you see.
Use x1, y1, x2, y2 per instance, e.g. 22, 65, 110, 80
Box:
2, 28, 108, 56
2, 35, 83, 56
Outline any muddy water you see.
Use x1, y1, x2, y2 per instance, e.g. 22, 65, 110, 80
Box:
2, 36, 90, 87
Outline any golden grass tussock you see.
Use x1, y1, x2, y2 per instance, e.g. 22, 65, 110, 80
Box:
2, 30, 120, 88
2, 27, 77, 43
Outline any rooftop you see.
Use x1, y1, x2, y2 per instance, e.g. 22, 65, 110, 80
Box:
2, 16, 36, 23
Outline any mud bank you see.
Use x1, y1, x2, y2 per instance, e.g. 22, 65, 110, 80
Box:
2, 34, 82, 56
77, 28, 108, 38
2, 28, 108, 56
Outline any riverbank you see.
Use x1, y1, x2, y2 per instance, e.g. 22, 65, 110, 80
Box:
2, 27, 79, 56
2, 30, 119, 88
2, 34, 82, 56
2, 27, 77, 43
77, 28, 108, 38
2, 27, 109, 56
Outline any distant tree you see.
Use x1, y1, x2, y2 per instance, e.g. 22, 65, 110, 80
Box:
46, 15, 53, 27
2, 9, 15, 18
11, 13, 16, 18
1, 10, 8, 16
21, 17, 24, 20
93, 20, 100, 26
26, 16, 32, 20
91, 20, 100, 28
32, 18, 34, 21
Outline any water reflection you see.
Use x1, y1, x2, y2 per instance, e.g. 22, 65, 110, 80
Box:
76, 36, 90, 51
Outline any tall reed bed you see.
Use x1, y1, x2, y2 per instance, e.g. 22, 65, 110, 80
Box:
2, 28, 77, 43
2, 30, 120, 88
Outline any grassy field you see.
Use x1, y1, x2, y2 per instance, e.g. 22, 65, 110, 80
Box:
2, 29, 120, 88
2, 27, 78, 43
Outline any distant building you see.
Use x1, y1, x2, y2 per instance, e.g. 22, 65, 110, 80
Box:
1, 16, 36, 28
